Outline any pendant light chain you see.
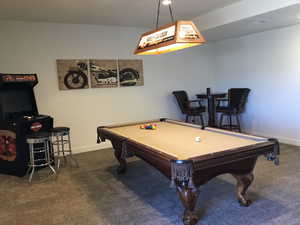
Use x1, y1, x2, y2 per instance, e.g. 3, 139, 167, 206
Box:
169, 0, 175, 23
156, 0, 175, 29
156, 0, 161, 29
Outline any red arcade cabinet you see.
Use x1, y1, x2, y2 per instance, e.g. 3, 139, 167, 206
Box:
0, 74, 53, 177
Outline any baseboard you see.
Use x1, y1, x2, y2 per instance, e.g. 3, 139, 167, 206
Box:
247, 131, 300, 146
72, 142, 112, 154
275, 137, 300, 146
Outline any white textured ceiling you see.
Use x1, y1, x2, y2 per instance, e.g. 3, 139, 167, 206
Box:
0, 0, 241, 27
202, 3, 300, 41
1, 0, 300, 41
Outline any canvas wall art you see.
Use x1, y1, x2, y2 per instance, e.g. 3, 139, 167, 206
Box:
118, 60, 144, 87
56, 59, 89, 90
89, 60, 118, 88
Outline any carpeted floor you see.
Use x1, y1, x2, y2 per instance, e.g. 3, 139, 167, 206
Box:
1, 144, 300, 225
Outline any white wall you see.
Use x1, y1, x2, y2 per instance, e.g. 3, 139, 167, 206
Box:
0, 21, 215, 153
214, 24, 300, 145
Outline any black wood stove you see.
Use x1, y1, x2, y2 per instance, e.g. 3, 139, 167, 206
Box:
0, 74, 53, 177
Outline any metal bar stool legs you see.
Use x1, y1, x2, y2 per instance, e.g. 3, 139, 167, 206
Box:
66, 131, 78, 167
186, 115, 205, 127
51, 127, 79, 170
54, 134, 61, 169
219, 113, 242, 132
219, 113, 224, 128
27, 142, 35, 182
199, 114, 204, 127
26, 132, 56, 183
236, 114, 242, 133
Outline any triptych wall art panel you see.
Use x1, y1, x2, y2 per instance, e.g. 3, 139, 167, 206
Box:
118, 60, 144, 87
57, 59, 89, 90
56, 59, 143, 90
90, 59, 118, 88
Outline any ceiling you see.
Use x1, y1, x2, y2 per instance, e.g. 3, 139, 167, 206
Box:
1, 0, 300, 42
0, 0, 241, 28
203, 3, 300, 41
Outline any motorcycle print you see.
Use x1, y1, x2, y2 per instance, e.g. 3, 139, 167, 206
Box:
119, 68, 140, 86
89, 60, 118, 88
63, 62, 89, 89
118, 60, 144, 87
57, 59, 143, 89
90, 63, 118, 85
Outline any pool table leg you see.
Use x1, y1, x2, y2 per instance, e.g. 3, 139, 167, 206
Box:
114, 148, 127, 174
233, 173, 254, 207
176, 183, 199, 225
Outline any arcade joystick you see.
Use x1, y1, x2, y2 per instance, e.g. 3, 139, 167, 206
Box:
34, 115, 48, 120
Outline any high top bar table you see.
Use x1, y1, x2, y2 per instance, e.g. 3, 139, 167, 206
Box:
196, 88, 226, 127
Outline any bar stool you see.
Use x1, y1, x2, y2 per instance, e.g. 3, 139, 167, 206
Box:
50, 127, 79, 169
172, 90, 206, 127
26, 132, 56, 183
216, 88, 250, 132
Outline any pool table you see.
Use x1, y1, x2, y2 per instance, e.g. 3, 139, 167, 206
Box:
97, 118, 279, 225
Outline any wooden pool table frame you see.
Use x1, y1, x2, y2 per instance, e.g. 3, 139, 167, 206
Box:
97, 118, 279, 225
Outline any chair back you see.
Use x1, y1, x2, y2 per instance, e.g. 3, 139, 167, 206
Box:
172, 90, 189, 114
228, 88, 251, 113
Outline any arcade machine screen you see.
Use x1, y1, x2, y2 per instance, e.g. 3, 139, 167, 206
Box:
0, 88, 37, 121
0, 74, 53, 177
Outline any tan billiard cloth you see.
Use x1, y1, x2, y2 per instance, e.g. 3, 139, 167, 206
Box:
106, 121, 268, 160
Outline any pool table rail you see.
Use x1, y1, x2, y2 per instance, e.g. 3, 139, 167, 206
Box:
97, 119, 279, 167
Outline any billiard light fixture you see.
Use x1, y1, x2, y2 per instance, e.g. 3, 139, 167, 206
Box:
134, 0, 205, 55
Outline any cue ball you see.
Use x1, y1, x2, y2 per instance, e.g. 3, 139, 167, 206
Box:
195, 137, 201, 142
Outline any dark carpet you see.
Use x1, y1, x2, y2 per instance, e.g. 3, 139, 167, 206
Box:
0, 144, 300, 225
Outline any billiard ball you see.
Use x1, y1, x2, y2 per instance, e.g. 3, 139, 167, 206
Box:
195, 137, 201, 142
